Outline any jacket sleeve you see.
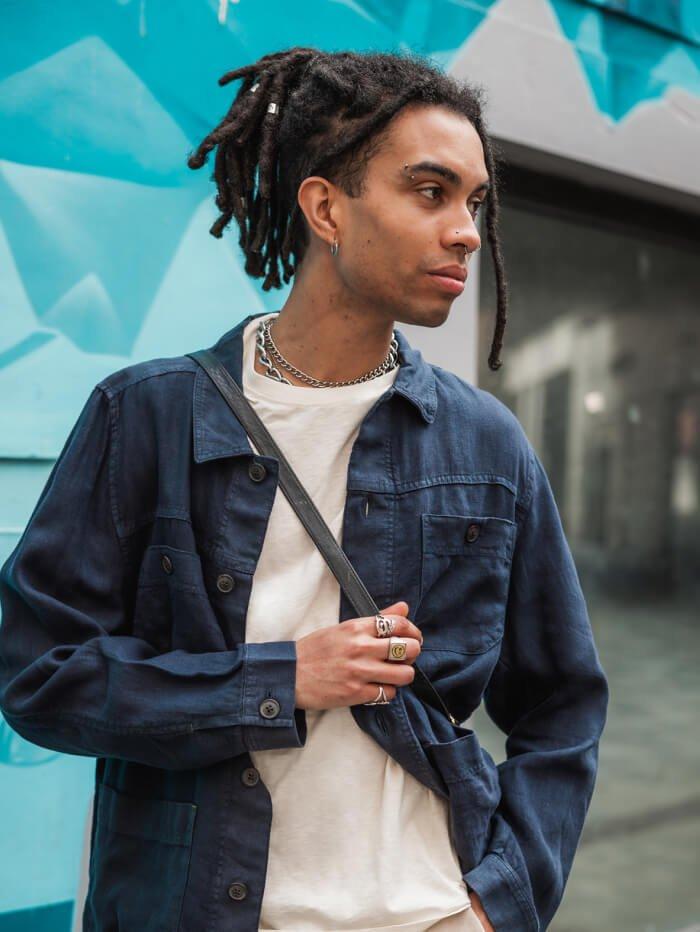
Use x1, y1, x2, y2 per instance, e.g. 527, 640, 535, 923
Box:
0, 385, 306, 770
463, 442, 609, 931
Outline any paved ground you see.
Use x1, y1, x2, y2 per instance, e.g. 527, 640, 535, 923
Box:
469, 592, 700, 931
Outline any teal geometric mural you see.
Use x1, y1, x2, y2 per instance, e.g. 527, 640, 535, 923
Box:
581, 0, 700, 43
552, 0, 700, 117
1, 0, 698, 450
0, 1, 698, 929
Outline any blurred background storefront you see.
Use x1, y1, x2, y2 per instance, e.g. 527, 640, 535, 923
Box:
470, 165, 699, 930
1, 1, 698, 929
449, 3, 700, 929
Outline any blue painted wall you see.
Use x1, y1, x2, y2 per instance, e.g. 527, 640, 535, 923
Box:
1, 1, 697, 927
551, 0, 699, 117
581, 0, 700, 43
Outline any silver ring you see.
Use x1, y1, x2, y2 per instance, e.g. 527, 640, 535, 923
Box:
363, 685, 391, 706
362, 614, 399, 706
374, 612, 395, 638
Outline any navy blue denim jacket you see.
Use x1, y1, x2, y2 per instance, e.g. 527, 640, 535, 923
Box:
0, 310, 609, 931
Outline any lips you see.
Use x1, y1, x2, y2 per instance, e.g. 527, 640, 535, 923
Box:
428, 265, 467, 282
427, 273, 465, 295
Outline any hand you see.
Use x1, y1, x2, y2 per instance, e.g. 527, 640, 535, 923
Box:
470, 890, 496, 932
294, 601, 423, 711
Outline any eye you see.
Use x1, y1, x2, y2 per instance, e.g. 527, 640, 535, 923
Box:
418, 185, 443, 201
418, 186, 485, 216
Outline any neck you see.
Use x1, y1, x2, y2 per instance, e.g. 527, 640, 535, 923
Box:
263, 272, 396, 385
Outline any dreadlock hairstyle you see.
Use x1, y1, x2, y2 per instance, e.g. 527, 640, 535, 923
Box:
186, 46, 508, 370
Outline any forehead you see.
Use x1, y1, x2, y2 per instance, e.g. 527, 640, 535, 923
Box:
373, 104, 486, 180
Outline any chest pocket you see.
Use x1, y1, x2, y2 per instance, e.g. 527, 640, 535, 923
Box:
417, 514, 516, 655
131, 544, 222, 654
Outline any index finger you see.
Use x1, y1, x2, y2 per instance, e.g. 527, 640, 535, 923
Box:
371, 613, 423, 645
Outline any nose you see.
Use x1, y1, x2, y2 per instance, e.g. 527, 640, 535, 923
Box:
446, 212, 481, 255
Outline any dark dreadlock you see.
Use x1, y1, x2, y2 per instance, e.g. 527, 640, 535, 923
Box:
186, 46, 508, 370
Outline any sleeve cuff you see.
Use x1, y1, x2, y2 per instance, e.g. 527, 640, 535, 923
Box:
464, 852, 538, 931
241, 640, 307, 751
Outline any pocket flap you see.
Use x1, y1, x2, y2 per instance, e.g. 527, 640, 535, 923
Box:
422, 514, 515, 559
97, 784, 197, 847
137, 544, 207, 590
423, 725, 487, 784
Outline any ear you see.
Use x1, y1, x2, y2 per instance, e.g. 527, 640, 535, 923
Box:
296, 175, 343, 250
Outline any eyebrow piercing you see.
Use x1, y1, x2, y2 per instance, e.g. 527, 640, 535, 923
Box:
403, 163, 415, 180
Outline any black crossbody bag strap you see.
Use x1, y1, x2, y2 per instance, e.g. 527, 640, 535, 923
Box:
186, 348, 458, 725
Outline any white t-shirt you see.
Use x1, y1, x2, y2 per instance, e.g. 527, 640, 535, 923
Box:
243, 313, 473, 931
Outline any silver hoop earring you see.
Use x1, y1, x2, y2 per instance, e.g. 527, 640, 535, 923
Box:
330, 237, 339, 257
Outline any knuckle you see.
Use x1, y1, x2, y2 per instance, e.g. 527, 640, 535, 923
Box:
349, 637, 365, 659
344, 637, 358, 659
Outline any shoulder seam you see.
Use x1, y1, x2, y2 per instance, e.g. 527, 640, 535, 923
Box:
516, 442, 537, 524
100, 387, 130, 562
96, 363, 196, 400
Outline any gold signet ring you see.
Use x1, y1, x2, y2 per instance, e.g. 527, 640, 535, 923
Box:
387, 637, 408, 661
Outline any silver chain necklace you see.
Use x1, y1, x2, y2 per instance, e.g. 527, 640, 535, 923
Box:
255, 315, 399, 387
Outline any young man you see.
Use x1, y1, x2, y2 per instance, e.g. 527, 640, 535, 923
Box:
0, 48, 608, 931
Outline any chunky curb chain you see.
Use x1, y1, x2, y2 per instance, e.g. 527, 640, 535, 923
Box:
256, 316, 398, 387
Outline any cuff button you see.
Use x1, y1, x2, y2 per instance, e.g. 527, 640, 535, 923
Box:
248, 461, 267, 482
259, 698, 281, 719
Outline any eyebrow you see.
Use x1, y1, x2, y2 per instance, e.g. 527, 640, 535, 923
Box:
400, 161, 490, 194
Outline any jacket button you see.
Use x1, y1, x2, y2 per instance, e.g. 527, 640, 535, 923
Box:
241, 766, 260, 787
216, 573, 235, 593
465, 524, 480, 543
259, 698, 280, 719
161, 554, 173, 574
227, 881, 248, 901
248, 461, 267, 482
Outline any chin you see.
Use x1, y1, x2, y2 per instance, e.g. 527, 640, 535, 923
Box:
396, 304, 452, 328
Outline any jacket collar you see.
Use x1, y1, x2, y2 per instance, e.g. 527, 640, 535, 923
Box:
191, 310, 437, 464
